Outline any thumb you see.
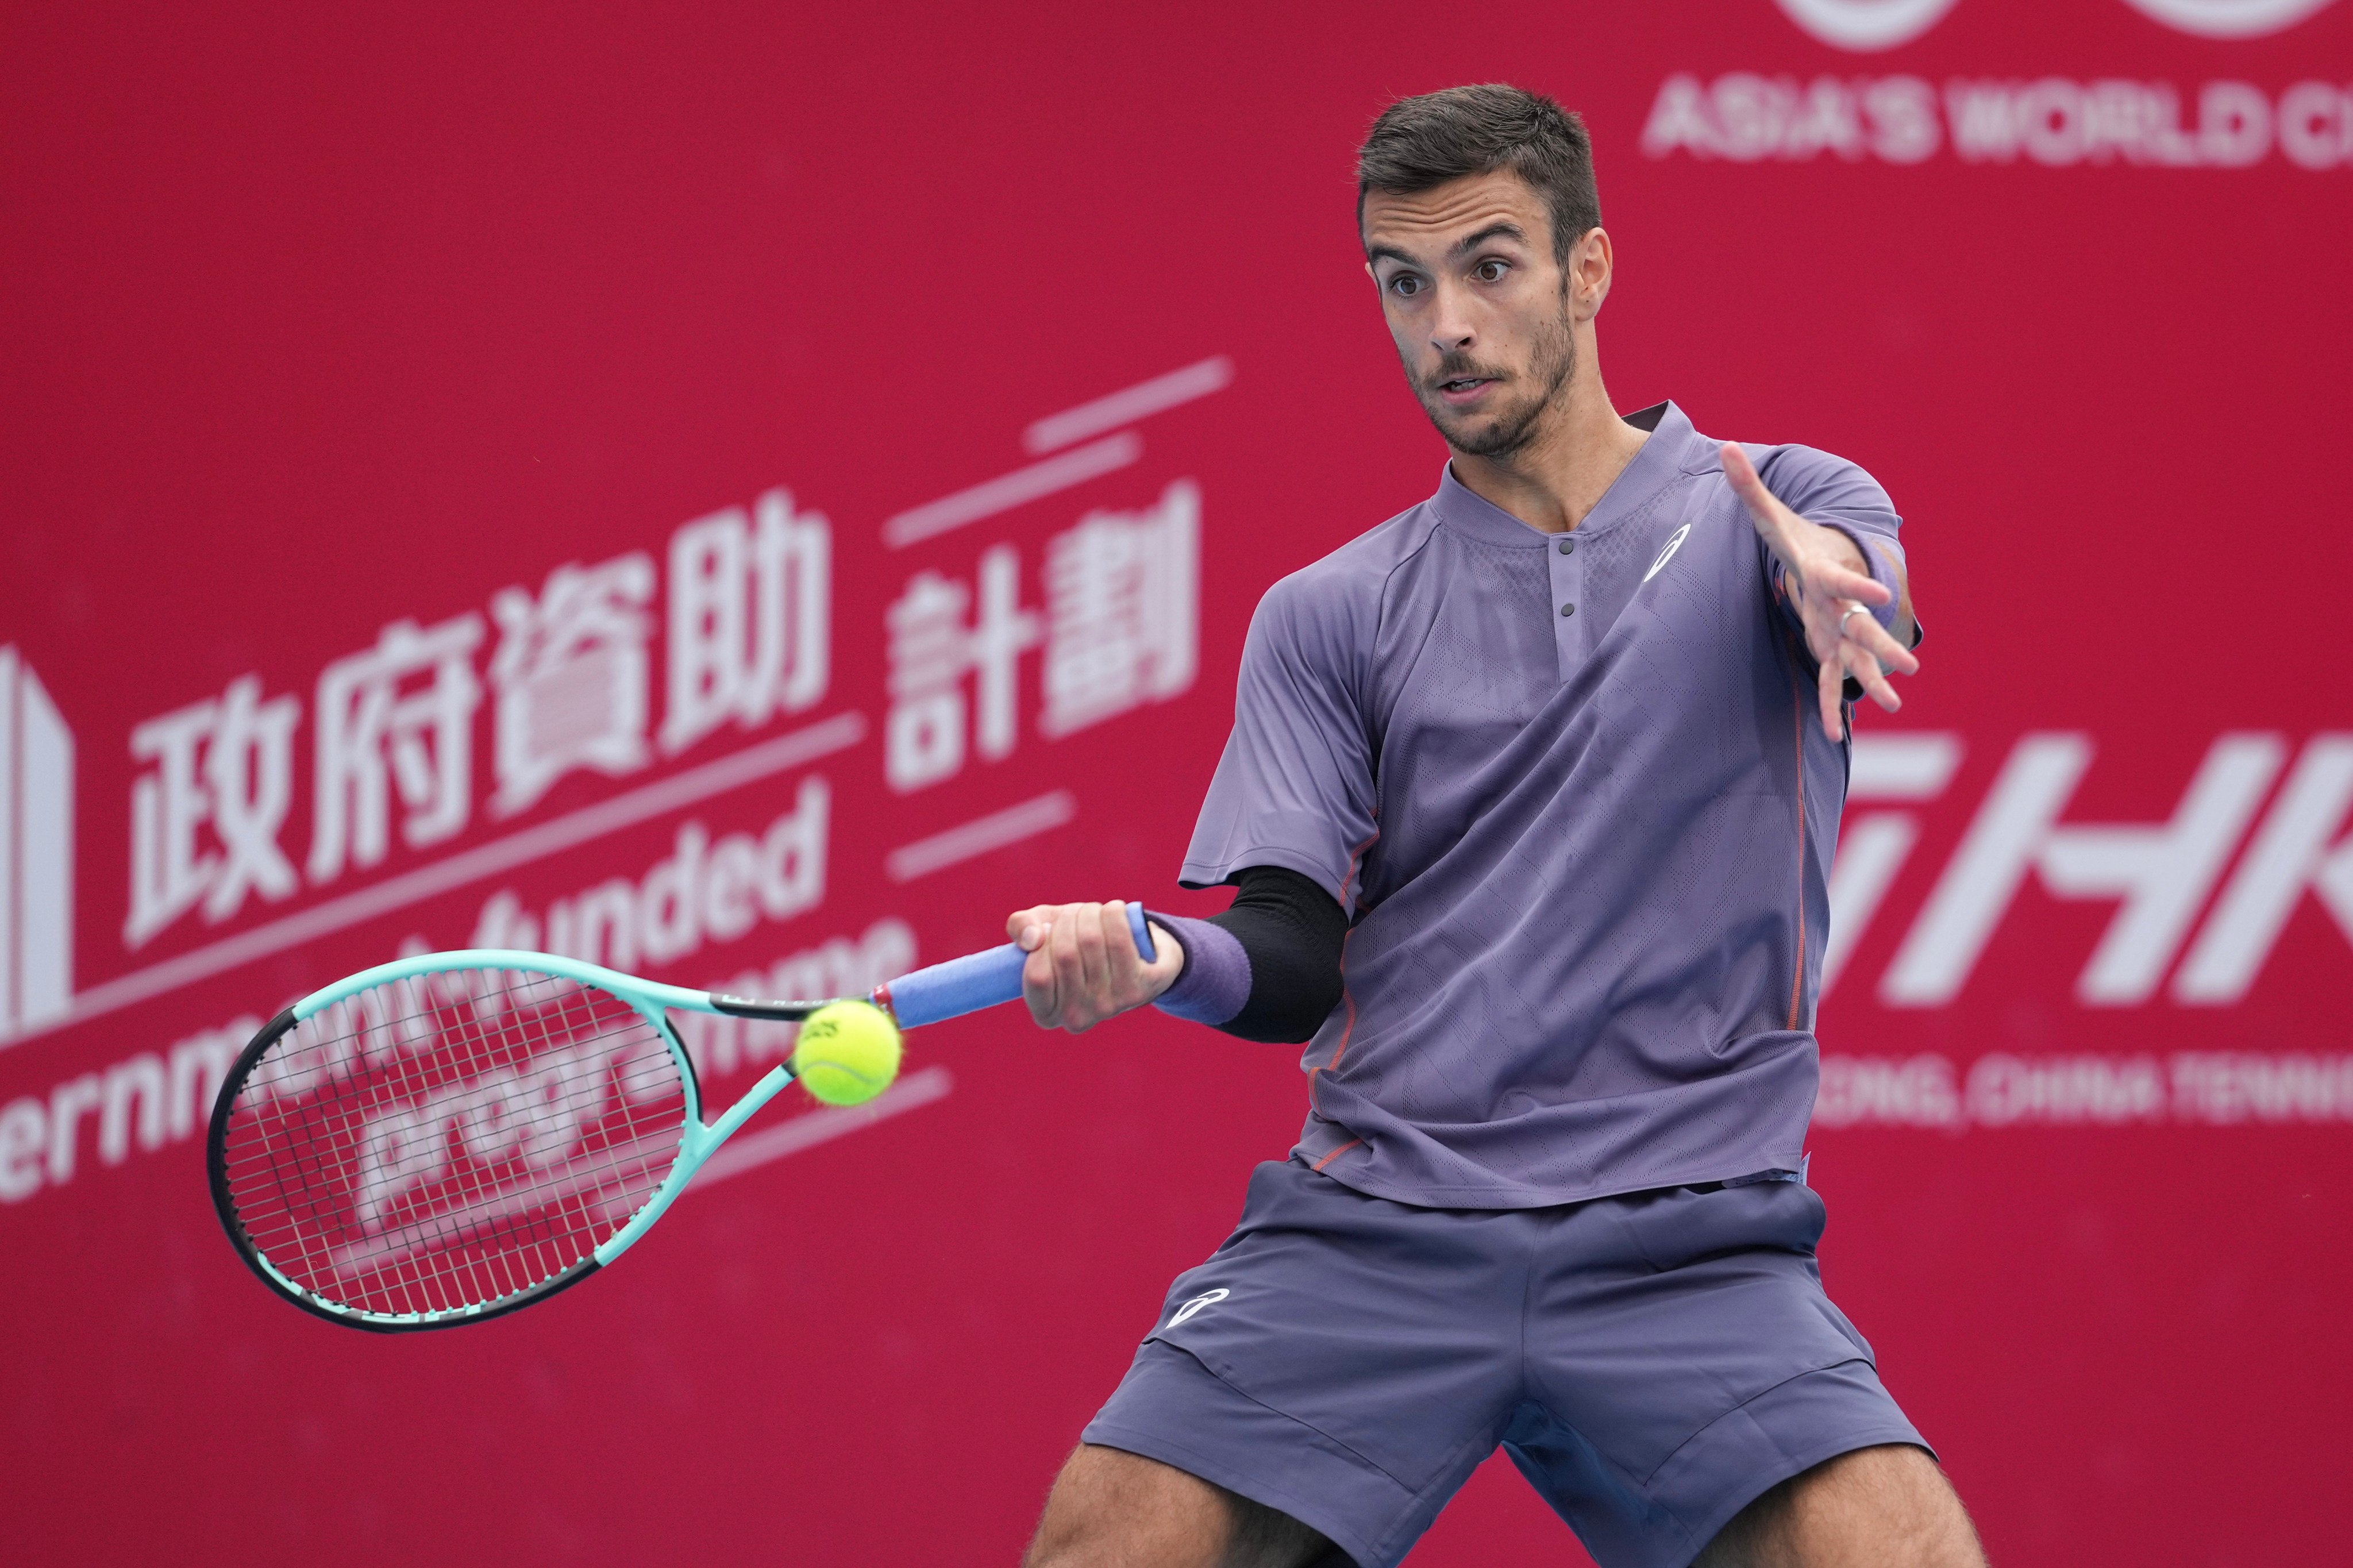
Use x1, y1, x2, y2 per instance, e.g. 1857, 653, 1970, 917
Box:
1719, 441, 1774, 518
1719, 440, 1802, 558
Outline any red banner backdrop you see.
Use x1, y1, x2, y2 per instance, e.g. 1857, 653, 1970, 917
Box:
4, 3, 2348, 1563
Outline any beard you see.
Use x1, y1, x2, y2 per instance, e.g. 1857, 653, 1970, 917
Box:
1407, 304, 1577, 459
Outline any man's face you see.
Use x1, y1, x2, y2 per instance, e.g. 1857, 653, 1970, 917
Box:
1361, 170, 1586, 459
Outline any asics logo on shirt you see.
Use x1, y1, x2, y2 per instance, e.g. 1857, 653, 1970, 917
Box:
1643, 523, 1693, 583
1169, 1288, 1229, 1326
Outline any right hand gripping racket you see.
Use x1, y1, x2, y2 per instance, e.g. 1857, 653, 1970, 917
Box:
207, 904, 1157, 1331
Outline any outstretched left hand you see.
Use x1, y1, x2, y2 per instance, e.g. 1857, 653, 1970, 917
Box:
1721, 441, 1920, 741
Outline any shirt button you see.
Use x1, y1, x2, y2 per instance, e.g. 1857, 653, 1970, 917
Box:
1560, 603, 1576, 617
1556, 537, 1574, 554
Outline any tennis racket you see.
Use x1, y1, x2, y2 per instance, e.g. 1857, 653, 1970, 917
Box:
207, 903, 1157, 1332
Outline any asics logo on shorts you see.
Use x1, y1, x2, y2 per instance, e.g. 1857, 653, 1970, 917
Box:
1169, 1288, 1229, 1326
1643, 523, 1693, 583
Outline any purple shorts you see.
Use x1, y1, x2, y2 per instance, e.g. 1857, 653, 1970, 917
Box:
1080, 1160, 1927, 1568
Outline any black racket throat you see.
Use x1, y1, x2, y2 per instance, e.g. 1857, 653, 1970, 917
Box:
706, 993, 829, 1021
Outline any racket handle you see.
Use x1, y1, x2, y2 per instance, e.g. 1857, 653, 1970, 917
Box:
880, 901, 1156, 1029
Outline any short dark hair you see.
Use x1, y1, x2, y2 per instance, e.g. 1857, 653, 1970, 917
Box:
1355, 84, 1600, 262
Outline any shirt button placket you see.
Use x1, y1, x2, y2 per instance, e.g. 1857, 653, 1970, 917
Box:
1550, 531, 1584, 677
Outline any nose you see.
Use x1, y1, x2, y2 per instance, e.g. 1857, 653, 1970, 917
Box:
1426, 279, 1476, 356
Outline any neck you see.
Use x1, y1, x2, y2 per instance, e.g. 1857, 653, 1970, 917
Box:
1446, 365, 1649, 535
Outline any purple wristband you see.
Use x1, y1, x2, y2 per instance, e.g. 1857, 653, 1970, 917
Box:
1146, 911, 1250, 1027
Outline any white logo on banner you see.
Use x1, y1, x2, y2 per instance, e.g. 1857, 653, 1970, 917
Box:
2119, 0, 2336, 36
885, 546, 1041, 793
468, 779, 829, 973
1817, 1050, 2353, 1130
662, 490, 831, 758
0, 649, 75, 1042
1041, 480, 1200, 739
309, 614, 487, 884
1643, 73, 2353, 171
1775, 0, 2333, 47
489, 552, 657, 817
1828, 731, 2353, 1008
883, 480, 1201, 792
1774, 0, 1958, 50
126, 676, 300, 946
106, 491, 839, 957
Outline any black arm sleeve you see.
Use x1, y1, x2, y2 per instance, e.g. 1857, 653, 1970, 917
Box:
1207, 864, 1350, 1045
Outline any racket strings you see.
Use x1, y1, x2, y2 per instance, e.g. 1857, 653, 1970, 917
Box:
349, 972, 678, 1313
220, 968, 688, 1321
278, 973, 673, 1316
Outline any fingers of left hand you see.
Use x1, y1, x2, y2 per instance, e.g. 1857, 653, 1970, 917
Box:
1048, 906, 1088, 989
1810, 559, 1892, 610
1816, 658, 1848, 739
1065, 903, 1109, 991
1837, 609, 1918, 677
1020, 933, 1061, 1022
1838, 631, 1906, 714
1091, 902, 1131, 989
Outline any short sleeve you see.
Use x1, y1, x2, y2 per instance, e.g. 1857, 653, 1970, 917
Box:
1750, 442, 1916, 645
1179, 570, 1380, 914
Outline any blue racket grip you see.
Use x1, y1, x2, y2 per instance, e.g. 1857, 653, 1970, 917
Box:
880, 902, 1156, 1028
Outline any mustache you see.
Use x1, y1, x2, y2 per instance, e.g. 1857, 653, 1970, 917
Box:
1424, 354, 1503, 388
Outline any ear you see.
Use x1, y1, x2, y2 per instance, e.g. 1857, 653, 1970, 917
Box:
1569, 227, 1614, 320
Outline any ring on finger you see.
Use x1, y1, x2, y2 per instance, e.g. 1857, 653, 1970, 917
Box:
1837, 600, 1871, 633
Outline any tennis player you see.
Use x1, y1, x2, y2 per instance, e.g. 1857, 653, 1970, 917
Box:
1007, 85, 1982, 1568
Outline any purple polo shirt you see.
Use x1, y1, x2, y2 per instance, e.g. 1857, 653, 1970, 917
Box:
1179, 401, 1909, 1208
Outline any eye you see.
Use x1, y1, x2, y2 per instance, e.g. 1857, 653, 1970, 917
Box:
1473, 258, 1510, 283
1388, 273, 1424, 299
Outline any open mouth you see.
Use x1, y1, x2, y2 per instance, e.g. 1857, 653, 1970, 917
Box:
1436, 375, 1497, 403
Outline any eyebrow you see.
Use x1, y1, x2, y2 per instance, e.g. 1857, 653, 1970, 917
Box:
1364, 221, 1530, 268
1450, 222, 1527, 257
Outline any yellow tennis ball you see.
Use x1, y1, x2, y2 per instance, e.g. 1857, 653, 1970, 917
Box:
791, 1000, 903, 1107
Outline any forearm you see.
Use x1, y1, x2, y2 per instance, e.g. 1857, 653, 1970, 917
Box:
1775, 525, 1917, 650
1826, 526, 1917, 648
1150, 865, 1348, 1043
